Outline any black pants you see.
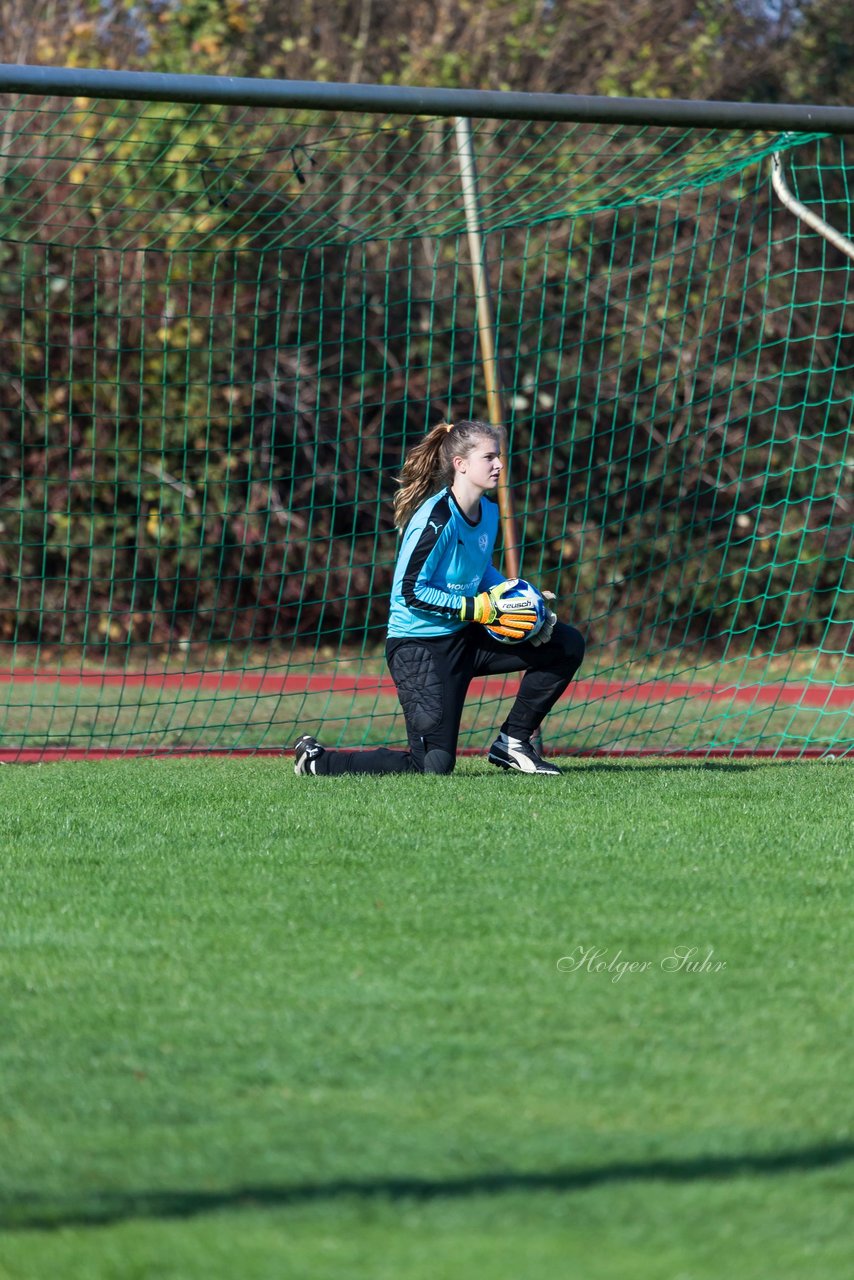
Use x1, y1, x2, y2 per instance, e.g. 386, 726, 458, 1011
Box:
316, 621, 585, 776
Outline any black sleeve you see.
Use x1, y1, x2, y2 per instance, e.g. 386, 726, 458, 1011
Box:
399, 495, 460, 617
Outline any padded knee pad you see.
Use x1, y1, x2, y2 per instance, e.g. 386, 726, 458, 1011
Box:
388, 643, 444, 735
423, 747, 455, 775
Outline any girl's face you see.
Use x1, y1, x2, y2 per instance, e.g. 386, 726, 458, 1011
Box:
455, 437, 503, 492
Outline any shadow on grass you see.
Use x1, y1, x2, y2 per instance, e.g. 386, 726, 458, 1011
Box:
5, 1141, 854, 1231
556, 757, 850, 770
464, 761, 781, 775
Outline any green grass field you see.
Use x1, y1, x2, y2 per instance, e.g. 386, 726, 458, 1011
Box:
1, 757, 852, 1279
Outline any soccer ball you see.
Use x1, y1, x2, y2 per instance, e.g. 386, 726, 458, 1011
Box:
486, 579, 548, 644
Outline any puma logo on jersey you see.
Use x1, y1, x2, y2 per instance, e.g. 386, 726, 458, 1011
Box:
428, 520, 444, 534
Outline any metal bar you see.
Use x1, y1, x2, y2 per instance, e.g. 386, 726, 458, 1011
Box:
2, 62, 854, 133
454, 116, 520, 578
771, 152, 854, 262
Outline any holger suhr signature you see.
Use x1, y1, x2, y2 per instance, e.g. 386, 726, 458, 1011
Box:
557, 945, 727, 983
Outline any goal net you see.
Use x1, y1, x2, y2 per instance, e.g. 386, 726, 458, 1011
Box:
0, 77, 851, 758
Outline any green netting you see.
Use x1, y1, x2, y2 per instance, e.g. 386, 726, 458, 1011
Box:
0, 87, 851, 758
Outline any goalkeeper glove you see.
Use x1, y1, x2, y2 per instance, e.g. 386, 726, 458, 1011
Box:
461, 578, 539, 641
530, 589, 557, 647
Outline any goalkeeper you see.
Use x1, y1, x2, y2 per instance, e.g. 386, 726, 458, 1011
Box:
294, 419, 585, 776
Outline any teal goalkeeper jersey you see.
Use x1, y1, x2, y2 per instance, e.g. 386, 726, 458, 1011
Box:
387, 489, 504, 638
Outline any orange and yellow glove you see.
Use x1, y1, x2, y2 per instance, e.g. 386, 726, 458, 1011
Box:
460, 578, 539, 641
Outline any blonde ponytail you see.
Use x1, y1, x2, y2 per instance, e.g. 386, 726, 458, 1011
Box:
393, 419, 501, 531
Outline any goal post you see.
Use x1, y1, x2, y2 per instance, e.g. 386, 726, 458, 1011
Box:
0, 66, 851, 760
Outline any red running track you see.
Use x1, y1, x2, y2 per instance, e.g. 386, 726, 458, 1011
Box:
1, 669, 849, 760
0, 668, 850, 707
2, 747, 848, 762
